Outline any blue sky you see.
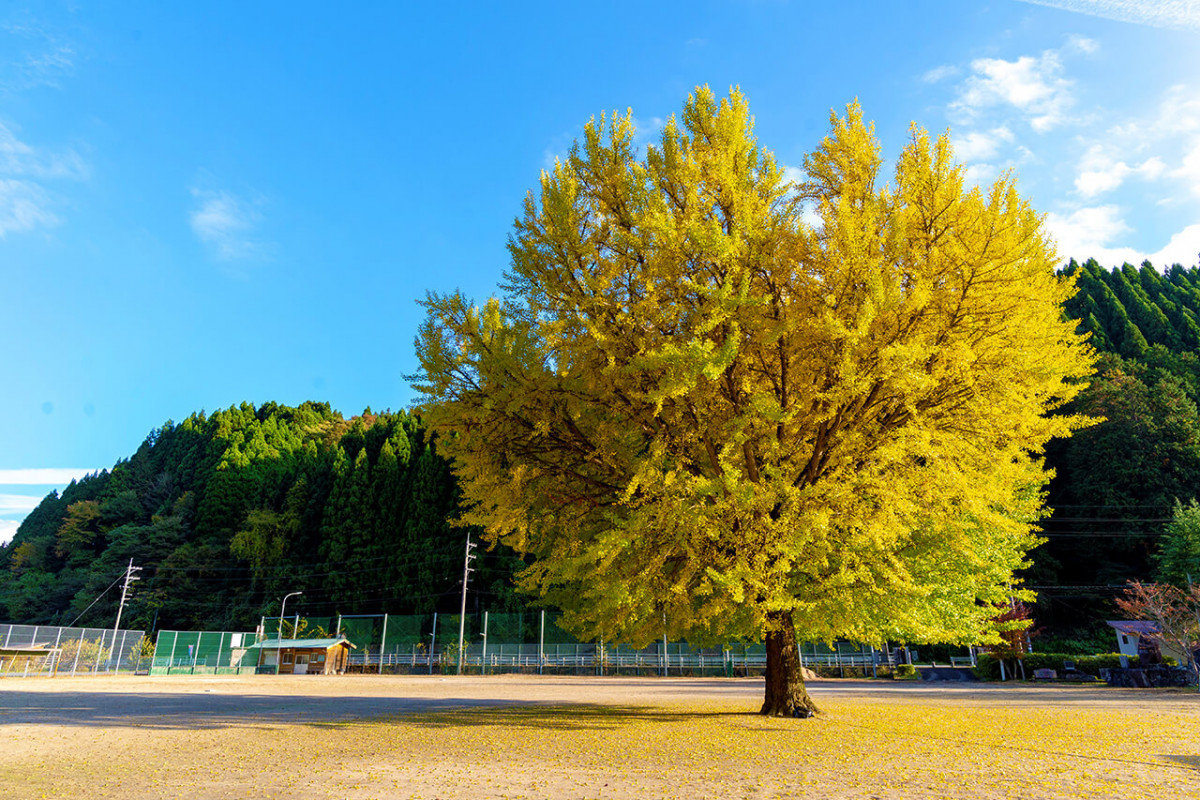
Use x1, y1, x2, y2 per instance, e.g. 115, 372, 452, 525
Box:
2, 0, 1199, 541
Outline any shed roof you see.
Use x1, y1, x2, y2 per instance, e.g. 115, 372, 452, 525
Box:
0, 646, 61, 657
1106, 620, 1161, 636
242, 637, 354, 651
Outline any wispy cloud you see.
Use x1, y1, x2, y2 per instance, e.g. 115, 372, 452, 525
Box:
0, 468, 97, 484
0, 519, 19, 546
0, 19, 77, 93
1017, 1, 1200, 30
0, 177, 56, 235
189, 187, 265, 260
0, 120, 85, 236
0, 121, 86, 179
0, 493, 42, 514
922, 65, 959, 84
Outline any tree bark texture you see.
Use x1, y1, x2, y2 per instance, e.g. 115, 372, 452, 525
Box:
760, 609, 819, 717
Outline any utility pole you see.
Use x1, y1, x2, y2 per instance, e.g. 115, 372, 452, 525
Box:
1189, 574, 1200, 693
457, 533, 477, 675
108, 559, 141, 670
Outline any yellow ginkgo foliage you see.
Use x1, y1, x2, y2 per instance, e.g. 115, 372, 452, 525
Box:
413, 87, 1095, 716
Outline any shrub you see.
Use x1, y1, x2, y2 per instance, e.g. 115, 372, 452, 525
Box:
894, 664, 917, 680
975, 652, 1137, 680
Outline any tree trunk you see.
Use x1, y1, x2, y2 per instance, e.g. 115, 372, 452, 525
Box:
760, 609, 819, 717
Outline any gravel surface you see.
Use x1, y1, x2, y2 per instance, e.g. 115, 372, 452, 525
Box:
2, 674, 1197, 799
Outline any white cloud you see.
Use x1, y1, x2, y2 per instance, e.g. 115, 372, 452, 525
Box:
0, 468, 97, 484
964, 162, 1003, 188
781, 165, 805, 186
1073, 143, 1166, 197
1046, 205, 1200, 268
1017, 1, 1200, 30
189, 188, 264, 260
0, 493, 42, 514
1046, 204, 1130, 249
952, 127, 1015, 162
1066, 85, 1200, 202
953, 48, 1078, 132
631, 115, 666, 154
1175, 142, 1200, 192
1064, 34, 1100, 54
0, 519, 18, 546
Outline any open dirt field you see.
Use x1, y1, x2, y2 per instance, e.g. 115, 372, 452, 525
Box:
1, 674, 1198, 799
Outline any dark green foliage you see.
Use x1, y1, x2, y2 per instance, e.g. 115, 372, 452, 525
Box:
1063, 258, 1200, 356
1035, 257, 1200, 635
0, 403, 521, 632
1156, 500, 1200, 588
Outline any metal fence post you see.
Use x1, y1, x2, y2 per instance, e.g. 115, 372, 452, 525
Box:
380, 614, 388, 675
481, 612, 489, 675
93, 631, 106, 674
538, 610, 545, 675
71, 630, 83, 676
429, 612, 438, 675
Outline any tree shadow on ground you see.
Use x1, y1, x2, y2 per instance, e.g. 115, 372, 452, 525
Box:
0, 690, 772, 733
345, 703, 791, 733
0, 691, 545, 730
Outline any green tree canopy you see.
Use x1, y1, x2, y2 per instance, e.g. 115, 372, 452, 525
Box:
1157, 500, 1200, 589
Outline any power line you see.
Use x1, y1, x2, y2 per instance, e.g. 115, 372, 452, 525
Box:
66, 570, 128, 627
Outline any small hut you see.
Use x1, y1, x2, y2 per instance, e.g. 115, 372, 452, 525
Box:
243, 636, 354, 674
1105, 620, 1196, 665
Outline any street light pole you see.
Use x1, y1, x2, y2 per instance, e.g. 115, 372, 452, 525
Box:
277, 591, 302, 675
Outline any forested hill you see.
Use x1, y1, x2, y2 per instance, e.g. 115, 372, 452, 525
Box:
0, 402, 523, 631
1035, 258, 1200, 643
1064, 258, 1200, 357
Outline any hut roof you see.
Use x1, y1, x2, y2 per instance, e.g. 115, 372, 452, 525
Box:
242, 637, 355, 651
1106, 620, 1160, 637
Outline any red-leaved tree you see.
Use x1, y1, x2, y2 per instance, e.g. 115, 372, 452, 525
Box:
1115, 581, 1200, 690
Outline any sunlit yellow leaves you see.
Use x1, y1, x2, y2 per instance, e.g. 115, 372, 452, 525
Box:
9, 684, 1198, 800
413, 86, 1095, 652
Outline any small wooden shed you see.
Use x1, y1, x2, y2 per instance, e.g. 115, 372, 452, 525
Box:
1106, 620, 1193, 665
244, 636, 354, 674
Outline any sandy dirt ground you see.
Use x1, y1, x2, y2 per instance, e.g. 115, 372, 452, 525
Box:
1, 674, 1198, 798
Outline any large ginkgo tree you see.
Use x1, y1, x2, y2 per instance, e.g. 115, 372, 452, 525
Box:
413, 88, 1094, 716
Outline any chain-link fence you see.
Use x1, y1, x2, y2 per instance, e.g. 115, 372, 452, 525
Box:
232, 611, 911, 677
151, 630, 261, 675
14, 612, 961, 678
0, 624, 148, 677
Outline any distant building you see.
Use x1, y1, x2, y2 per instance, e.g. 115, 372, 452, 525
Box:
244, 636, 355, 674
1106, 620, 1193, 665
